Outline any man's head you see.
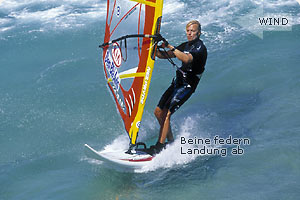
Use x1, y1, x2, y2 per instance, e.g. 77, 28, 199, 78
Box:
186, 20, 201, 42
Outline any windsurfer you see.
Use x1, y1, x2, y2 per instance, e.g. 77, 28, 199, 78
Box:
149, 20, 208, 155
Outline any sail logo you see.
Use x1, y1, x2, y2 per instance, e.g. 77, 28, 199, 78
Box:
112, 43, 122, 67
125, 7, 137, 20
136, 121, 141, 128
116, 6, 121, 17
105, 50, 120, 91
140, 66, 151, 104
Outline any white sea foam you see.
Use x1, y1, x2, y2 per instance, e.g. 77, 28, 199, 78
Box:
9, 5, 68, 22
263, 0, 299, 8
103, 134, 129, 152
0, 26, 14, 33
0, 0, 106, 33
0, 18, 10, 25
1, 0, 297, 36
160, 0, 299, 52
136, 115, 215, 173
92, 113, 217, 173
163, 0, 185, 15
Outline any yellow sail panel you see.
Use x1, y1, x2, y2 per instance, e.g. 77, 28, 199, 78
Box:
129, 0, 163, 144
107, 72, 146, 83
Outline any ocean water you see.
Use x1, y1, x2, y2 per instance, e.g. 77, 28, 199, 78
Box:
1, 0, 300, 199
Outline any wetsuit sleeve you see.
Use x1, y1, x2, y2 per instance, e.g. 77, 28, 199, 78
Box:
190, 45, 207, 74
175, 42, 187, 52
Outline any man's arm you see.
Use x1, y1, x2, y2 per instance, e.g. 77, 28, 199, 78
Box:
166, 44, 193, 64
156, 48, 176, 59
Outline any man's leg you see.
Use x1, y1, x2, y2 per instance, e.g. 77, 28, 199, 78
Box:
154, 107, 173, 143
158, 110, 172, 144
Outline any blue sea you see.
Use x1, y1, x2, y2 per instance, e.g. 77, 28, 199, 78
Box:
1, 0, 300, 199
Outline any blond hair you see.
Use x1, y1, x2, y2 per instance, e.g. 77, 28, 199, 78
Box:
186, 20, 201, 33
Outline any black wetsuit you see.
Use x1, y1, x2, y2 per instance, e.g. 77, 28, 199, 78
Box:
157, 38, 207, 113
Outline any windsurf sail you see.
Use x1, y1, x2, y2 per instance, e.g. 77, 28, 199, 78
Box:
100, 0, 163, 147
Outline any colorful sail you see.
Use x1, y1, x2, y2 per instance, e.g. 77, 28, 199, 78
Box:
101, 0, 163, 145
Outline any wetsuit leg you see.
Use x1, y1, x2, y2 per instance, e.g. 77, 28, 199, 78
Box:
169, 85, 193, 114
157, 83, 175, 110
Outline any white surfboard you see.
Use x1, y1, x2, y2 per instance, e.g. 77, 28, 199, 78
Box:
84, 144, 154, 170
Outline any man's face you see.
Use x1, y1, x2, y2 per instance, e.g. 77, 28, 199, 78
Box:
186, 24, 200, 42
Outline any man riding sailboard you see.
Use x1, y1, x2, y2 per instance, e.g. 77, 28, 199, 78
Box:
149, 20, 207, 155
84, 0, 207, 169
